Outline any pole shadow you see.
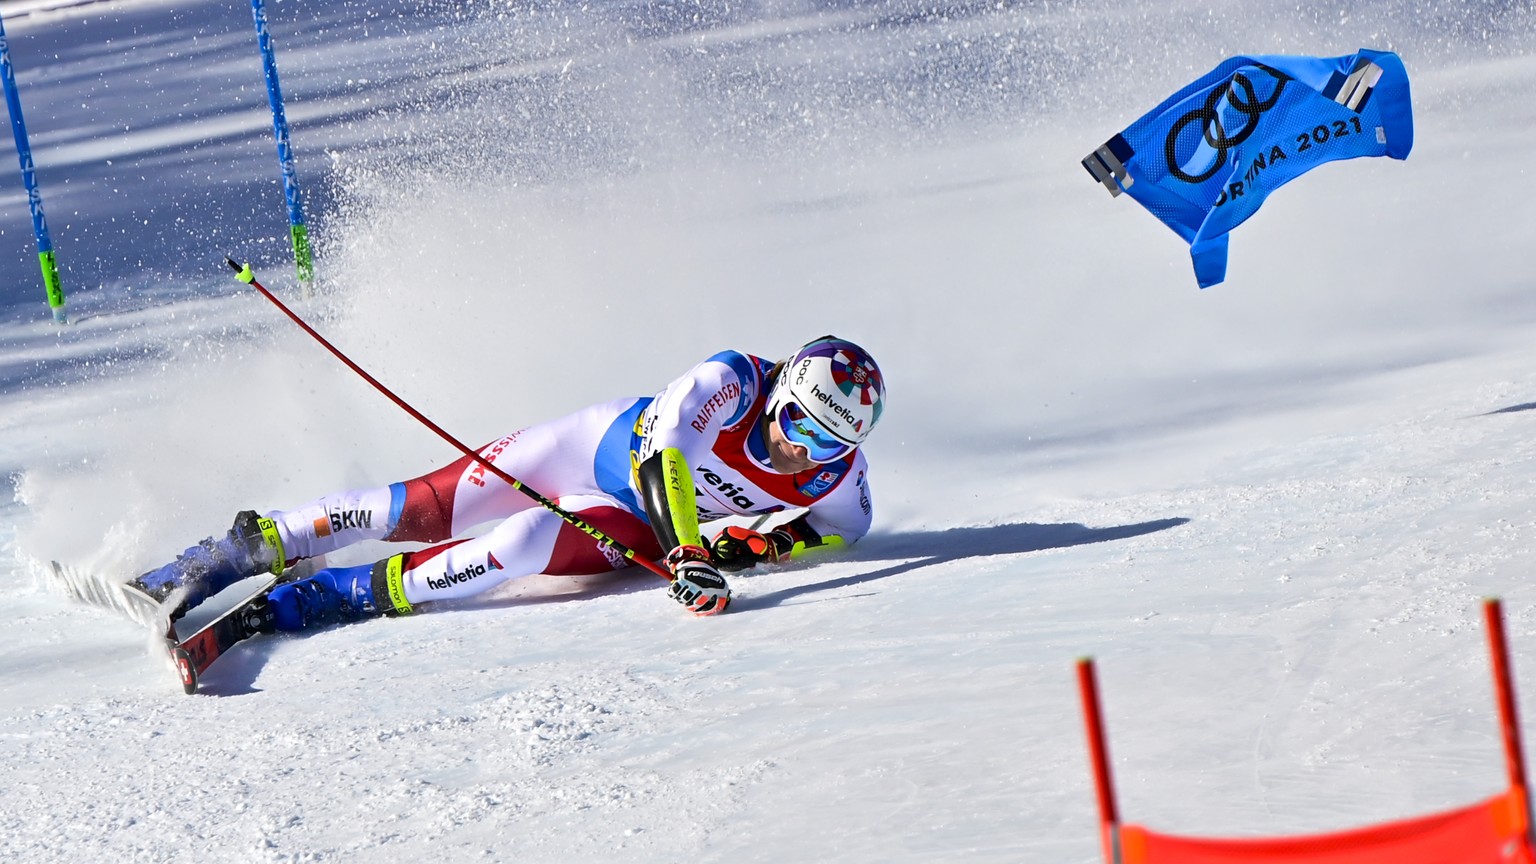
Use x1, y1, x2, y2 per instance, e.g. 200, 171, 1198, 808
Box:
737, 517, 1191, 610
1484, 402, 1536, 416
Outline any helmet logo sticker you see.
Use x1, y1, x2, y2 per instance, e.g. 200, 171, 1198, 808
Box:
830, 347, 883, 424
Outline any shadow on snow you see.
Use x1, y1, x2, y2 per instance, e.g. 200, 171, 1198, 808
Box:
740, 516, 1191, 610
188, 516, 1189, 693
1484, 402, 1536, 416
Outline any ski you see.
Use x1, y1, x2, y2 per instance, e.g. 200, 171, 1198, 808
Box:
49, 559, 168, 628
51, 556, 320, 693
172, 567, 307, 694
49, 558, 181, 648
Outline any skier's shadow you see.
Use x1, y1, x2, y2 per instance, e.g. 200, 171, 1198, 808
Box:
187, 517, 1189, 693
735, 517, 1191, 610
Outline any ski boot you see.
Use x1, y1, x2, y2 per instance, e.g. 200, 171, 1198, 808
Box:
130, 510, 285, 618
266, 564, 381, 632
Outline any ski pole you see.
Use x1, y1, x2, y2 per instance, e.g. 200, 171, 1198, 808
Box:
226, 258, 673, 583
248, 0, 313, 289
0, 10, 66, 323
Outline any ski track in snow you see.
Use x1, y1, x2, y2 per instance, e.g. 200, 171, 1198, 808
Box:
2, 0, 1535, 861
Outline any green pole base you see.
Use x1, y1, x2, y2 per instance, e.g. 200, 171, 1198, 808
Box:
291, 223, 313, 284
40, 250, 67, 324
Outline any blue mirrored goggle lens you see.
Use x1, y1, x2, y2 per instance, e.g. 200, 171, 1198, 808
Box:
777, 402, 852, 463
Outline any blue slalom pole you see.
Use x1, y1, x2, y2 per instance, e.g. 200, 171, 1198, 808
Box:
0, 10, 66, 323
250, 0, 312, 287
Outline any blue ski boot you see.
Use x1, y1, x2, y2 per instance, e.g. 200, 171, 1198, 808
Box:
266, 564, 381, 632
130, 510, 285, 618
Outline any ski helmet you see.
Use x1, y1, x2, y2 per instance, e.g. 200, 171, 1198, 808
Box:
765, 336, 885, 464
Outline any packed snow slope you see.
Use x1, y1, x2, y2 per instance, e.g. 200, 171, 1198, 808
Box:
2, 0, 1535, 861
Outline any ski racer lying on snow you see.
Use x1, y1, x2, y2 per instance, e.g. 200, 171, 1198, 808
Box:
130, 336, 885, 629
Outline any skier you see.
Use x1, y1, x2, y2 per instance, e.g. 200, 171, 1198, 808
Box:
131, 336, 884, 631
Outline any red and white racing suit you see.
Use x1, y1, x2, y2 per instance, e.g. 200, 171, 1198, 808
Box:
262, 350, 873, 609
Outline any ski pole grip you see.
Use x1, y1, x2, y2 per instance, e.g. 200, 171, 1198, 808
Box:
227, 257, 256, 284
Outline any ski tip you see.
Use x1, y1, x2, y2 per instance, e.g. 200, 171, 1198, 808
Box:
47, 560, 167, 628
173, 646, 199, 695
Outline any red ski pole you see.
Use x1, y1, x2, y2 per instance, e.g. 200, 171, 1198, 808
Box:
226, 257, 673, 583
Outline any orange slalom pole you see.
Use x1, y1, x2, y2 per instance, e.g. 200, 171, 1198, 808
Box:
1078, 657, 1123, 863
1484, 598, 1535, 843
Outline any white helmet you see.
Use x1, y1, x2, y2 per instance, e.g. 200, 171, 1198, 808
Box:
765, 336, 885, 463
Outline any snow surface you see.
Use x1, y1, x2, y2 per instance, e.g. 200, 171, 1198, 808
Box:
2, 0, 1535, 861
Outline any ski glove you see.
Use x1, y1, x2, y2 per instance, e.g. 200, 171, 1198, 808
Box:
709, 526, 787, 571
665, 545, 731, 616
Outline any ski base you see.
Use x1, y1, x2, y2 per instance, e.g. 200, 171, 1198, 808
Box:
173, 564, 312, 694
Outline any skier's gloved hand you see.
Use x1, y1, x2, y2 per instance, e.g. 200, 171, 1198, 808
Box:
664, 545, 731, 616
710, 526, 786, 571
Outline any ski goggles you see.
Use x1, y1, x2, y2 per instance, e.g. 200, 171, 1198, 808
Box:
776, 401, 854, 464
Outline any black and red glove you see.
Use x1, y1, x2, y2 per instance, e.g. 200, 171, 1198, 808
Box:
709, 526, 790, 572
664, 545, 731, 616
